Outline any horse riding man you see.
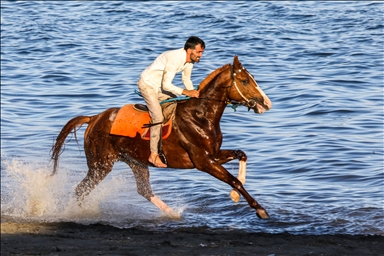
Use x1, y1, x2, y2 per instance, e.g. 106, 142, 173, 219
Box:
137, 36, 205, 168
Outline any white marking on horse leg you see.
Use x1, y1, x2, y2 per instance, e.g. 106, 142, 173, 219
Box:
150, 195, 180, 218
238, 160, 246, 184
230, 160, 246, 203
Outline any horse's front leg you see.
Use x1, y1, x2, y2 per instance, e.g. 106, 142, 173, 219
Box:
193, 157, 269, 219
213, 150, 247, 202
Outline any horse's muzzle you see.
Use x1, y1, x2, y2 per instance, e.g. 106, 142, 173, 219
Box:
247, 99, 266, 114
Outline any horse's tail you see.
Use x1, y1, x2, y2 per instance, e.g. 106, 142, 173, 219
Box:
50, 115, 92, 176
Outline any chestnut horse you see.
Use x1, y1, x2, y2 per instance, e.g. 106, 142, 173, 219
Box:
51, 56, 272, 219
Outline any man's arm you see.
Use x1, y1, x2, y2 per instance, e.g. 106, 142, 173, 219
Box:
161, 51, 198, 97
162, 69, 184, 95
181, 67, 194, 90
181, 66, 199, 98
162, 66, 199, 97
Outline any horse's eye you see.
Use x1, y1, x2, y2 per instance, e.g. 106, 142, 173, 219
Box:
241, 79, 248, 85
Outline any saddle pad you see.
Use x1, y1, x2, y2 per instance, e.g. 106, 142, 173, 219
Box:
110, 104, 172, 140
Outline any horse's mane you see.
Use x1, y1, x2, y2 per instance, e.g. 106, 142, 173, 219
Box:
198, 63, 230, 91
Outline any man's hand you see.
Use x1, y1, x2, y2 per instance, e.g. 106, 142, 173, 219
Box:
183, 89, 199, 98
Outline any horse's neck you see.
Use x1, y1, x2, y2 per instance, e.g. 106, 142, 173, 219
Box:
177, 69, 231, 122
199, 67, 231, 108
198, 88, 228, 118
176, 65, 232, 122
176, 96, 226, 122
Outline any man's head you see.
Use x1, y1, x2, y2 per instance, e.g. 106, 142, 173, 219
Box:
184, 36, 205, 64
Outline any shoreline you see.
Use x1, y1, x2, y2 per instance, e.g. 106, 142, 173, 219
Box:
1, 222, 383, 256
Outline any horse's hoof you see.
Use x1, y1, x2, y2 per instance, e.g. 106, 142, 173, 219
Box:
164, 211, 182, 220
256, 209, 270, 219
229, 189, 240, 202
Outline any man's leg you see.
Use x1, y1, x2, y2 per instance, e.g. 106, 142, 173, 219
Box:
138, 81, 167, 167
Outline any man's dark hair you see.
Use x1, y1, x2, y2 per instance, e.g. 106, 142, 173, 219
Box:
184, 36, 205, 51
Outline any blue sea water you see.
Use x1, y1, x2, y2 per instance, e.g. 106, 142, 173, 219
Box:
1, 1, 383, 235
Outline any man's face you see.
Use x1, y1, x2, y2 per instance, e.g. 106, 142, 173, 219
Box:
188, 44, 204, 63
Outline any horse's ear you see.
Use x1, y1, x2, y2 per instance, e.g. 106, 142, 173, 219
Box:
233, 55, 242, 69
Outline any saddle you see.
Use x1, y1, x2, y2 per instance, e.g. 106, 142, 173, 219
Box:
110, 102, 176, 140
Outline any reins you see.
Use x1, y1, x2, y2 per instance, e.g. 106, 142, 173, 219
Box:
194, 97, 242, 111
133, 63, 253, 112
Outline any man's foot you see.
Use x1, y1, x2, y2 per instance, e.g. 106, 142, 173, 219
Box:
148, 153, 167, 168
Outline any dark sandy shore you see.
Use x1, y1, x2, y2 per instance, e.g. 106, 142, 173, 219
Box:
1, 222, 383, 256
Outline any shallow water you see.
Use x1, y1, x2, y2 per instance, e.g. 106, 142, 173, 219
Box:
1, 1, 383, 235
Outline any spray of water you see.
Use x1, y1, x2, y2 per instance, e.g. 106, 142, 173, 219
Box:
1, 156, 168, 226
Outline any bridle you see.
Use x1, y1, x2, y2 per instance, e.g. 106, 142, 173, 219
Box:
193, 64, 261, 111
230, 65, 259, 109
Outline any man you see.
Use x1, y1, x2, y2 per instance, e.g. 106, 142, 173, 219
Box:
137, 36, 205, 168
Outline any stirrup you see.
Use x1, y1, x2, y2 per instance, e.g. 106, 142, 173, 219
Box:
149, 154, 167, 168
158, 152, 168, 165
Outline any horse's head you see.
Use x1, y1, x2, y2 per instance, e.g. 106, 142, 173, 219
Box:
229, 56, 272, 114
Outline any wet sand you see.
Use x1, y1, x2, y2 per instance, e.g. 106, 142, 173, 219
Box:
1, 222, 383, 256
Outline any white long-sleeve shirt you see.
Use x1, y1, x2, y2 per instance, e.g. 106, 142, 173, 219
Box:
139, 48, 194, 96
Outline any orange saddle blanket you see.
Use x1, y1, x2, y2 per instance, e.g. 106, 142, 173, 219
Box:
110, 104, 173, 140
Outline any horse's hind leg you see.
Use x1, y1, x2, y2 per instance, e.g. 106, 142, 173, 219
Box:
214, 150, 247, 202
75, 158, 114, 204
127, 161, 179, 217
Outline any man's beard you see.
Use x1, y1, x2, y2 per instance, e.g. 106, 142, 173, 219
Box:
190, 53, 200, 63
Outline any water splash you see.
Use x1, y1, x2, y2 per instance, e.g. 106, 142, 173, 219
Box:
0, 156, 162, 225
1, 157, 64, 218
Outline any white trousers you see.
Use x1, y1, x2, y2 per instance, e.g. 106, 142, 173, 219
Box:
137, 79, 172, 154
